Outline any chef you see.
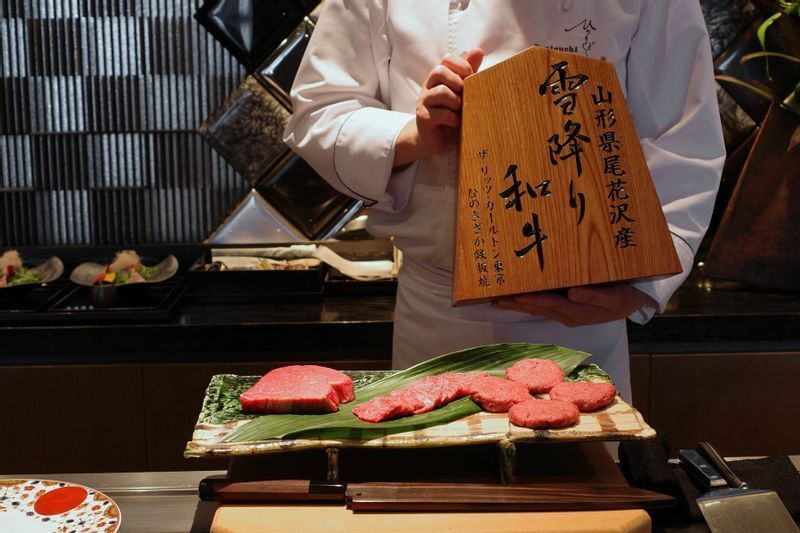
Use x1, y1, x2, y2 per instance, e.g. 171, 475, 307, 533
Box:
284, 0, 725, 401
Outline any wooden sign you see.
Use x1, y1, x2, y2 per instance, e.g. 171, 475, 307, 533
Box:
453, 46, 681, 306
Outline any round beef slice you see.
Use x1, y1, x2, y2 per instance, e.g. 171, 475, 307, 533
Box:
509, 399, 580, 429
505, 358, 565, 393
470, 375, 532, 413
549, 381, 617, 412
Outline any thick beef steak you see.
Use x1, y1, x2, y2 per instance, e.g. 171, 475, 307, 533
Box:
240, 365, 354, 414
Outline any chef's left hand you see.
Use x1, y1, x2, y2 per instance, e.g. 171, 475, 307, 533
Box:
491, 284, 657, 327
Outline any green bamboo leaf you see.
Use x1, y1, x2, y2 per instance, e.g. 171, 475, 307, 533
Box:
223, 343, 590, 443
715, 75, 776, 101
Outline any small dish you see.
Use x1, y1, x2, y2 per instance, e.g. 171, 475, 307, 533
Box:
70, 255, 179, 288
0, 478, 121, 532
0, 256, 64, 293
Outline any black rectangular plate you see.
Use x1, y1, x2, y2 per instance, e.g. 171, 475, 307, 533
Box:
187, 251, 324, 304
1, 282, 187, 324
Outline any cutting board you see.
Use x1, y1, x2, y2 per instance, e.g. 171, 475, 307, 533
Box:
210, 505, 651, 533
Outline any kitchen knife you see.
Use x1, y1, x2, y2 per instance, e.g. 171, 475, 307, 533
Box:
199, 477, 676, 511
679, 445, 799, 533
345, 482, 676, 512
199, 478, 346, 503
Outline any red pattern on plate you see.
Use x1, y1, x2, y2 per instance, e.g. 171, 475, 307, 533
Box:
34, 486, 88, 516
0, 479, 121, 532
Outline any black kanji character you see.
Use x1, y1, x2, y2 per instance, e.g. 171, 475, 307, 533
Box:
569, 180, 586, 225
538, 61, 588, 96
514, 212, 548, 272
603, 154, 626, 176
592, 85, 613, 105
535, 179, 552, 197
609, 203, 635, 224
548, 120, 590, 176
606, 178, 629, 201
598, 131, 621, 153
614, 226, 637, 248
595, 108, 617, 129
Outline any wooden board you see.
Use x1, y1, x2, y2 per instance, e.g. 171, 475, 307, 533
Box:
454, 45, 680, 305
185, 379, 655, 459
211, 505, 651, 533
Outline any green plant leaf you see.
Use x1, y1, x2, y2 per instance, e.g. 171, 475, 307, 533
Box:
758, 12, 785, 77
716, 75, 776, 101
740, 51, 800, 66
789, 124, 800, 152
758, 12, 784, 51
222, 343, 591, 443
782, 91, 800, 119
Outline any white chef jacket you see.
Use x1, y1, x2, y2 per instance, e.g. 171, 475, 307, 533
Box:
284, 0, 725, 399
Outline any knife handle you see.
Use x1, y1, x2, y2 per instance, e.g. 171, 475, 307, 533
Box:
678, 449, 727, 490
698, 442, 748, 489
198, 478, 346, 503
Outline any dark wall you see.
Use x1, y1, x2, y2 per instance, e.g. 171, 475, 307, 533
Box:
0, 0, 248, 246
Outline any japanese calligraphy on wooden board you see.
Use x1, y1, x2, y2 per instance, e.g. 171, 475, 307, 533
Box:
453, 46, 681, 306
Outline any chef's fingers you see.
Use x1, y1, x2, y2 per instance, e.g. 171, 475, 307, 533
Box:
566, 285, 621, 311
492, 297, 579, 327
440, 54, 476, 79
423, 64, 465, 93
420, 84, 462, 112
417, 106, 460, 128
511, 293, 616, 326
461, 47, 484, 74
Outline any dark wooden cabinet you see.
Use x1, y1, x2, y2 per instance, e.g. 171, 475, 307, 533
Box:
0, 364, 147, 474
631, 352, 800, 457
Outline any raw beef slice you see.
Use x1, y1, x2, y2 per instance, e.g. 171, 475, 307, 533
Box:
509, 399, 579, 429
353, 372, 490, 423
469, 375, 532, 413
353, 396, 413, 423
549, 381, 617, 412
390, 375, 465, 415
240, 365, 354, 414
505, 358, 565, 393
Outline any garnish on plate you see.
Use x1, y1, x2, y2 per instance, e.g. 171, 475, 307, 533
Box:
91, 250, 161, 286
0, 250, 42, 288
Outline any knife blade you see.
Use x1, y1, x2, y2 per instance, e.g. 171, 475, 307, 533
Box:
345, 482, 676, 512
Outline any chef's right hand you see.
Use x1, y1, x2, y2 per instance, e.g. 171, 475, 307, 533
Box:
394, 48, 484, 168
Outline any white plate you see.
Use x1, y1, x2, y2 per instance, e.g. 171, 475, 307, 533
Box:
0, 479, 121, 532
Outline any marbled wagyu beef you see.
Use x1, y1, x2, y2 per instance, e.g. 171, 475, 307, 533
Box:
240, 365, 355, 414
353, 372, 490, 423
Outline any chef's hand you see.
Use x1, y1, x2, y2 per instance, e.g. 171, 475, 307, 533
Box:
394, 48, 484, 168
491, 284, 657, 327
